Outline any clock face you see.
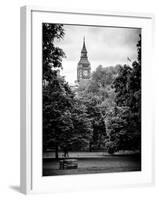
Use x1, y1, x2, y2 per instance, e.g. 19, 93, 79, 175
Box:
83, 70, 88, 76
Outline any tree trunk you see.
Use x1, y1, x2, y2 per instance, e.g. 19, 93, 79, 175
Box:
89, 142, 92, 152
55, 145, 59, 160
101, 112, 108, 138
104, 119, 108, 137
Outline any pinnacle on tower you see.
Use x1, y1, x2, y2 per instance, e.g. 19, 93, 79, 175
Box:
81, 36, 87, 53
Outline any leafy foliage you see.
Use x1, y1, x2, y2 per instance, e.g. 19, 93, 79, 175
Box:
42, 23, 65, 81
43, 23, 72, 158
107, 35, 141, 152
43, 23, 93, 158
77, 65, 120, 150
71, 100, 93, 150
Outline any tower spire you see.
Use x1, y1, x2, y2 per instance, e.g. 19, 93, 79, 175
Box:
77, 37, 91, 83
81, 36, 87, 55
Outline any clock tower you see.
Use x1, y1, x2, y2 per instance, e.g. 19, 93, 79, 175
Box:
77, 37, 91, 83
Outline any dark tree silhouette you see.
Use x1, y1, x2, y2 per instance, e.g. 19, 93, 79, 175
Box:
107, 35, 141, 153
43, 23, 93, 159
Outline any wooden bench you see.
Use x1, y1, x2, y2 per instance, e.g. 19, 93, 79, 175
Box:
59, 159, 78, 170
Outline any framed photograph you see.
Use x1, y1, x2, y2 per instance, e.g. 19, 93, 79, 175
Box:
20, 6, 154, 194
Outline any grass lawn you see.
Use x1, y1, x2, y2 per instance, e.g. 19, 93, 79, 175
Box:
43, 154, 141, 176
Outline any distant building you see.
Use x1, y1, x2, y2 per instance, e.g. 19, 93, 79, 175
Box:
77, 37, 91, 84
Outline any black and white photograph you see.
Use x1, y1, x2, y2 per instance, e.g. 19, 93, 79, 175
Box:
42, 23, 141, 176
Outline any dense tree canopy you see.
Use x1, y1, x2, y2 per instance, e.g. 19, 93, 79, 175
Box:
106, 35, 141, 153
43, 23, 141, 158
43, 23, 93, 158
77, 65, 120, 151
43, 23, 65, 81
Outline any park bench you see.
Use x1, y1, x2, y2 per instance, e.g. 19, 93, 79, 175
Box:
59, 159, 78, 170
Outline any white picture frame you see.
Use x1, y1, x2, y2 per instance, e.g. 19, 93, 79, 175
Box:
20, 6, 154, 194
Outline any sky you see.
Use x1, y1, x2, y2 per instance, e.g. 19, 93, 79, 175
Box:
54, 24, 141, 85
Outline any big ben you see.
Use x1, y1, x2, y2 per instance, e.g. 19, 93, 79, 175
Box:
77, 37, 91, 83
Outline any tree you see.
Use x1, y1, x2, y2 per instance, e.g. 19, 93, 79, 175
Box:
76, 65, 119, 150
108, 34, 141, 153
43, 23, 94, 158
43, 23, 74, 159
82, 94, 106, 151
71, 100, 93, 151
43, 76, 75, 159
42, 23, 65, 82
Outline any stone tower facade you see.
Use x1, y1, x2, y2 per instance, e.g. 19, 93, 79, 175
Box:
77, 38, 91, 83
